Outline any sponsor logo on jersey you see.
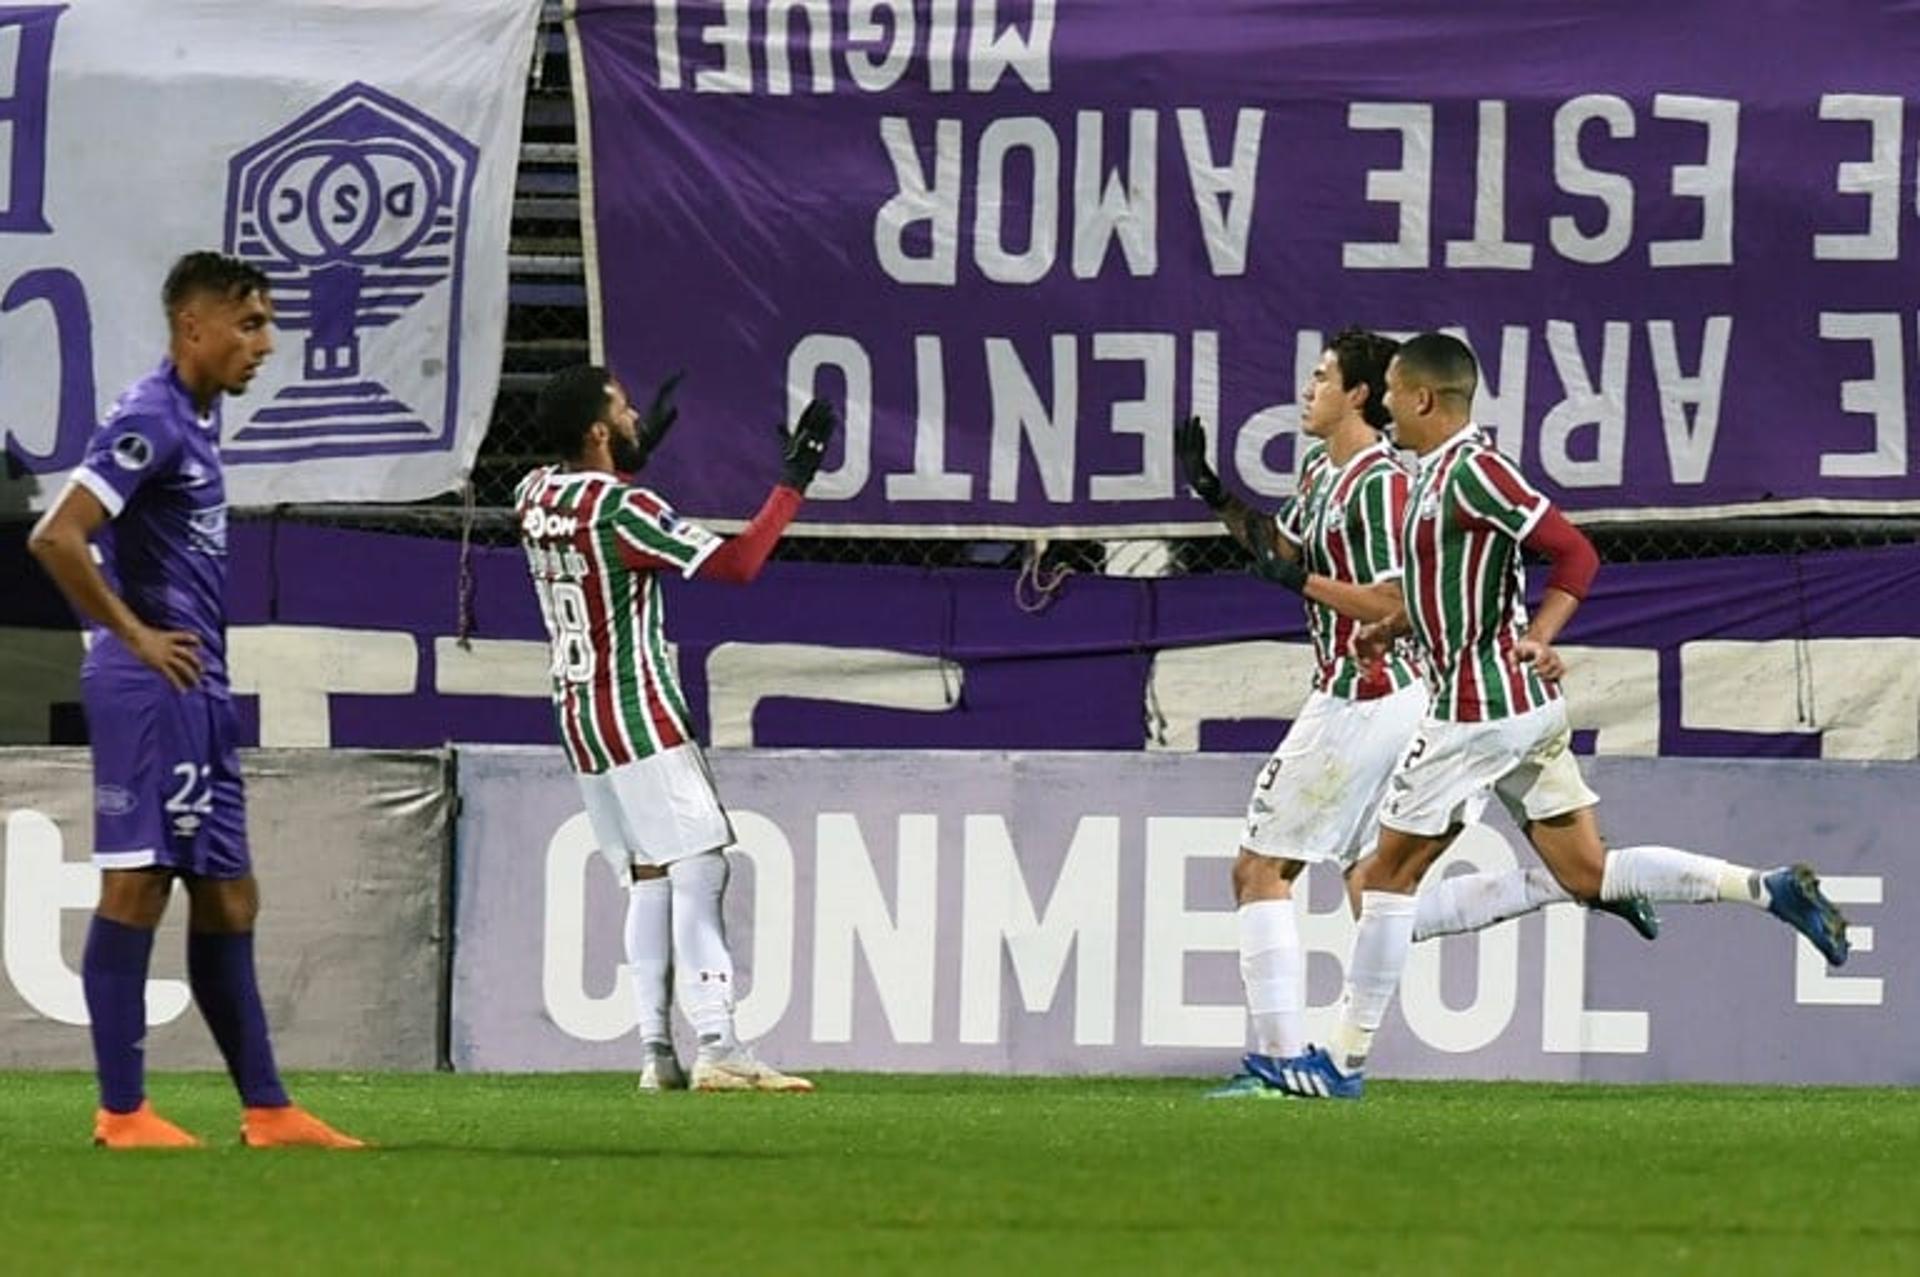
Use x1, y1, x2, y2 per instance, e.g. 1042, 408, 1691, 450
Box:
95, 785, 137, 817
188, 505, 229, 556
522, 508, 579, 541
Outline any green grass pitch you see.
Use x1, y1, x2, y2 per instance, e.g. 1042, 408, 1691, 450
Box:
3, 1071, 1915, 1274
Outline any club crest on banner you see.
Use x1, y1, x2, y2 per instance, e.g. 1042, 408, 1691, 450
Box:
222, 82, 478, 465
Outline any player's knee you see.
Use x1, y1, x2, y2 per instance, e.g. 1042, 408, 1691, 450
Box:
96, 869, 172, 927
630, 863, 668, 882
1355, 836, 1443, 895
1231, 849, 1300, 904
1555, 861, 1604, 902
1351, 857, 1410, 895
667, 849, 729, 900
183, 876, 259, 931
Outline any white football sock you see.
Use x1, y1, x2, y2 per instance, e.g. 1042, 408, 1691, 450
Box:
1328, 891, 1418, 1074
622, 876, 672, 1046
668, 851, 738, 1047
1601, 845, 1766, 908
1237, 898, 1305, 1058
1413, 868, 1569, 941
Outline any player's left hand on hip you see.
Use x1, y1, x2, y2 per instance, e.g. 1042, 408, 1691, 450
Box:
1516, 638, 1564, 681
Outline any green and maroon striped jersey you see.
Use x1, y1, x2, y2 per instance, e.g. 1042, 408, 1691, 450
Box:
514, 465, 721, 773
1400, 427, 1559, 723
1277, 439, 1423, 700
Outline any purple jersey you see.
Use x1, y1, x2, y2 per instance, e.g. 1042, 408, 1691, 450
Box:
70, 360, 231, 688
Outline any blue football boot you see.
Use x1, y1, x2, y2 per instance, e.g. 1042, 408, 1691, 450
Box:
1243, 1046, 1364, 1100
1764, 864, 1850, 966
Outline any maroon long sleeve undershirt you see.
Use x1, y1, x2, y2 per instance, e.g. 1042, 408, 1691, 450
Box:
694, 484, 803, 583
1521, 507, 1599, 600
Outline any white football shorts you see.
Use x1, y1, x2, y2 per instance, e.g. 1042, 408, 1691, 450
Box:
1243, 682, 1429, 866
1376, 699, 1599, 838
576, 742, 734, 872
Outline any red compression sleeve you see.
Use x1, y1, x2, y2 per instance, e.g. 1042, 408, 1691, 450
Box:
1521, 507, 1599, 600
695, 485, 803, 584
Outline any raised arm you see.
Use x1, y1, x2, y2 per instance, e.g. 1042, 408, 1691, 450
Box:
695, 486, 802, 584
1174, 416, 1300, 567
695, 398, 837, 585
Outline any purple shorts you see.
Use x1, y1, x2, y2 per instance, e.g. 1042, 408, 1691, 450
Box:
82, 670, 250, 878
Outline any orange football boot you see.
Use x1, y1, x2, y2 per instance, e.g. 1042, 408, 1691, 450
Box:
93, 1102, 202, 1149
240, 1104, 368, 1149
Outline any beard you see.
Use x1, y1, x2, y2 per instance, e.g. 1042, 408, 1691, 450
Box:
609, 433, 647, 474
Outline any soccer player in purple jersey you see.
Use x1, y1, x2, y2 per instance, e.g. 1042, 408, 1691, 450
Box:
1178, 328, 1654, 1099
29, 252, 363, 1149
1249, 332, 1851, 1100
517, 364, 833, 1092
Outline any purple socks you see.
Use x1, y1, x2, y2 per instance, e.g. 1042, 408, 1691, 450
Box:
82, 916, 155, 1114
186, 930, 289, 1109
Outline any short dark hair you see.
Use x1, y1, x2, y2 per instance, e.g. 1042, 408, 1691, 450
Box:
1327, 327, 1401, 429
535, 364, 615, 460
1393, 332, 1479, 403
162, 252, 269, 311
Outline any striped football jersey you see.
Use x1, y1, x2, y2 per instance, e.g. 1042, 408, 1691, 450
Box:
514, 465, 721, 773
1400, 427, 1559, 722
1277, 439, 1422, 700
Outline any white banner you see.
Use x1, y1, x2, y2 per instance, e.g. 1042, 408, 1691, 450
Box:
452, 748, 1912, 1083
1, 749, 450, 1070
0, 0, 540, 508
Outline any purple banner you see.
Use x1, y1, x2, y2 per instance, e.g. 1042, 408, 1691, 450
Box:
574, 1, 1920, 533
6, 523, 1916, 759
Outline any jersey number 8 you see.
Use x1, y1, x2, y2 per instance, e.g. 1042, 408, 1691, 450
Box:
535, 578, 595, 683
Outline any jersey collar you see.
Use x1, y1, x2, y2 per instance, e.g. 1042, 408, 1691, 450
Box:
1334, 434, 1393, 477
1416, 423, 1483, 475
158, 359, 220, 433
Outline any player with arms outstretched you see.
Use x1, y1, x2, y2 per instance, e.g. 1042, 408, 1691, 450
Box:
29, 252, 363, 1148
1178, 328, 1654, 1099
1249, 332, 1851, 1100
517, 365, 831, 1092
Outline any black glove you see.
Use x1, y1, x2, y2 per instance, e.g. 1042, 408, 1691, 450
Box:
780, 398, 837, 491
1174, 415, 1226, 509
632, 370, 683, 468
1250, 532, 1308, 593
